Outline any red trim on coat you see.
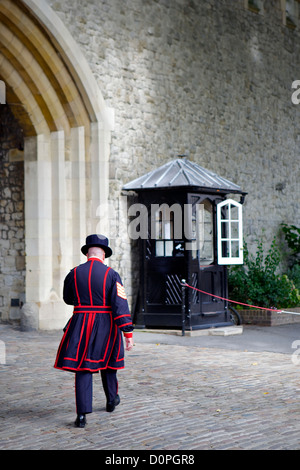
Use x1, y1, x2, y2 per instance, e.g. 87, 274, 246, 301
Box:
54, 318, 72, 368
114, 314, 132, 320
88, 259, 94, 305
74, 267, 81, 305
85, 311, 114, 364
116, 330, 123, 362
73, 305, 112, 313
73, 310, 112, 314
102, 267, 111, 306
78, 312, 95, 369
64, 312, 87, 362
123, 332, 133, 338
55, 365, 125, 372
105, 323, 119, 366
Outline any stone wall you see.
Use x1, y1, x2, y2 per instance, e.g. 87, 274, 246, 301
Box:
2, 0, 300, 323
0, 105, 25, 323
238, 307, 300, 326
47, 0, 300, 279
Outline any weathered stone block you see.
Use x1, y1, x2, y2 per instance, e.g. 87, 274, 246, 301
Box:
20, 302, 39, 331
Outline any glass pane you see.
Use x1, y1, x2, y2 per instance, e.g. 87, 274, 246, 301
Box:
191, 241, 197, 260
197, 200, 214, 265
221, 220, 228, 238
154, 211, 162, 239
204, 222, 212, 239
191, 216, 196, 239
222, 240, 229, 257
230, 205, 239, 221
165, 241, 173, 256
221, 206, 229, 221
154, 205, 177, 240
156, 241, 164, 256
231, 221, 239, 238
231, 240, 240, 258
164, 221, 172, 240
202, 241, 213, 262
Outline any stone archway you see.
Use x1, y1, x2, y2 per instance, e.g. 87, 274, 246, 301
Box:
0, 0, 114, 329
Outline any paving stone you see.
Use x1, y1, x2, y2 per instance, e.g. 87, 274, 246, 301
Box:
1, 324, 300, 450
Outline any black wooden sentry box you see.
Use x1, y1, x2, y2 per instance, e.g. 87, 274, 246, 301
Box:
123, 158, 247, 331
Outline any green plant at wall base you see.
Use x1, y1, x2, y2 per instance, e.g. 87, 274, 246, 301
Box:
286, 264, 300, 291
281, 223, 300, 265
228, 237, 300, 309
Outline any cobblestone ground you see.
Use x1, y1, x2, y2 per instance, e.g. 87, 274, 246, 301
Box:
1, 324, 300, 450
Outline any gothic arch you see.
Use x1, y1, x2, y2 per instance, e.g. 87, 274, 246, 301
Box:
0, 0, 113, 329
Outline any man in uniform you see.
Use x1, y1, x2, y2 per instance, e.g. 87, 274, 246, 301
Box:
54, 234, 134, 428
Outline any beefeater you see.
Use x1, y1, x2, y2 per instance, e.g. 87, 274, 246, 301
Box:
54, 234, 134, 428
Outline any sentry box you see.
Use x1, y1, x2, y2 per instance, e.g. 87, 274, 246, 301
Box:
123, 157, 247, 332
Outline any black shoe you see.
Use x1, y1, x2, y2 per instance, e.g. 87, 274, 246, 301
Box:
106, 394, 120, 412
75, 414, 86, 428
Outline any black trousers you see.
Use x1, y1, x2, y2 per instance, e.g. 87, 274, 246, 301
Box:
75, 369, 118, 414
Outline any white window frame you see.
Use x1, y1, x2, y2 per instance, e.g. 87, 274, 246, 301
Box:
217, 199, 243, 265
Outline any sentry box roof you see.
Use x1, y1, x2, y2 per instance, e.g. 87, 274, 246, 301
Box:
123, 158, 246, 196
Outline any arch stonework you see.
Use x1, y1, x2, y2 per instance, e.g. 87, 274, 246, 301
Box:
0, 0, 114, 329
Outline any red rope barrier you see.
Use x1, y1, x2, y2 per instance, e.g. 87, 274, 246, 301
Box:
182, 283, 282, 312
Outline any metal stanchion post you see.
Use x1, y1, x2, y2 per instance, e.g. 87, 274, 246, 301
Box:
181, 279, 186, 337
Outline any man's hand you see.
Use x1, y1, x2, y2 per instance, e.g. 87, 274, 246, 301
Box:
125, 337, 134, 351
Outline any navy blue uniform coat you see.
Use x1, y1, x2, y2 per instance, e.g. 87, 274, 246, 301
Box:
54, 257, 133, 373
